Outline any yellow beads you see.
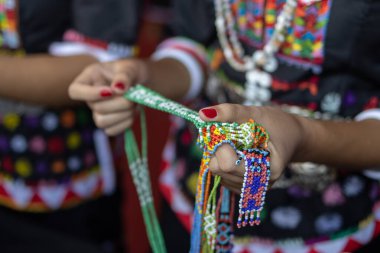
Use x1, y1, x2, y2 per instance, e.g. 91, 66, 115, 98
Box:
15, 158, 32, 177
3, 113, 20, 131
67, 132, 81, 150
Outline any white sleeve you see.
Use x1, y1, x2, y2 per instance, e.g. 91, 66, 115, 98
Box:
151, 37, 208, 101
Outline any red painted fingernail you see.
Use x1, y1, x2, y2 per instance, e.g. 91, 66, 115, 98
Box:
100, 90, 112, 97
114, 82, 125, 90
201, 108, 217, 118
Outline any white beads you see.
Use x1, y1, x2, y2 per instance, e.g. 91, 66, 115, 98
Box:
263, 56, 278, 73
257, 87, 272, 102
214, 0, 297, 105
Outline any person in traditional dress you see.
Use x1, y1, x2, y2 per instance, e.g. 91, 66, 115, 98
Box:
69, 0, 380, 252
0, 0, 139, 252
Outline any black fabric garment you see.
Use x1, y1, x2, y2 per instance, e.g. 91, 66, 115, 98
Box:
0, 1, 139, 252
18, 0, 71, 53
72, 0, 141, 45
18, 0, 141, 53
0, 194, 124, 253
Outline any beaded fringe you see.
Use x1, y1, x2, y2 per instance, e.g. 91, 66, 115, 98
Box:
125, 85, 271, 253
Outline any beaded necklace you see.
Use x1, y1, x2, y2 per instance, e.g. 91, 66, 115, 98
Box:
124, 85, 271, 252
214, 0, 298, 105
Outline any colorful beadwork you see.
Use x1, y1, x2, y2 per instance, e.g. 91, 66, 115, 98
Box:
237, 149, 270, 228
0, 0, 24, 54
230, 0, 331, 67
125, 85, 271, 252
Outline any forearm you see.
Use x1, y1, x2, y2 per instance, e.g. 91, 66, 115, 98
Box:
295, 116, 380, 169
141, 58, 192, 101
0, 54, 97, 107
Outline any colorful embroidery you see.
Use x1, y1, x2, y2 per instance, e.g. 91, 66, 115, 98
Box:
0, 167, 106, 211
0, 106, 115, 211
230, 0, 331, 70
0, 109, 100, 182
0, 0, 24, 54
233, 202, 380, 253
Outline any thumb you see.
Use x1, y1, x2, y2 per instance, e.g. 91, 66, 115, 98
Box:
199, 103, 251, 124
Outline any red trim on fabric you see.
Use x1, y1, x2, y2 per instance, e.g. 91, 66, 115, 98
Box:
272, 76, 319, 96
63, 190, 77, 202
374, 221, 380, 237
238, 248, 251, 253
30, 192, 44, 205
159, 160, 170, 173
0, 184, 8, 198
176, 212, 192, 232
167, 44, 207, 68
63, 29, 108, 50
342, 238, 362, 252
308, 248, 320, 253
159, 183, 173, 203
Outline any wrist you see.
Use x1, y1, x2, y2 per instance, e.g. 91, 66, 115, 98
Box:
133, 58, 150, 84
292, 115, 317, 163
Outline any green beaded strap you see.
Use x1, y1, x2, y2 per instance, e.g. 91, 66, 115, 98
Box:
125, 85, 204, 128
124, 85, 271, 252
124, 108, 166, 253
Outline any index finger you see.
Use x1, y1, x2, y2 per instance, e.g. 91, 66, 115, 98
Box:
68, 66, 114, 102
69, 82, 114, 102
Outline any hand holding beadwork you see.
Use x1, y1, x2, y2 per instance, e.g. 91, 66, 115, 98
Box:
199, 103, 305, 193
69, 59, 147, 135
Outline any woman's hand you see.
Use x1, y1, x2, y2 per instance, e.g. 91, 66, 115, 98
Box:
68, 59, 148, 136
199, 103, 306, 193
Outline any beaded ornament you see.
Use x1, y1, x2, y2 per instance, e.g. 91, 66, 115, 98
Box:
124, 85, 271, 252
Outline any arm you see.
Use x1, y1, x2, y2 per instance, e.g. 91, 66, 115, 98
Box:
68, 37, 207, 136
143, 58, 191, 101
0, 54, 96, 107
297, 116, 380, 169
197, 104, 380, 192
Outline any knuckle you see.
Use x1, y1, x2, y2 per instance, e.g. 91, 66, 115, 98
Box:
125, 119, 134, 129
105, 128, 117, 136
220, 164, 235, 173
93, 113, 107, 128
92, 103, 104, 113
67, 85, 75, 98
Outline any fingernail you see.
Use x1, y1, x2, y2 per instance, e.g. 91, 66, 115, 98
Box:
100, 90, 112, 97
114, 82, 126, 91
201, 108, 217, 118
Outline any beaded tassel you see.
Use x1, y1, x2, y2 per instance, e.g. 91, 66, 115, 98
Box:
237, 149, 270, 228
125, 85, 271, 253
